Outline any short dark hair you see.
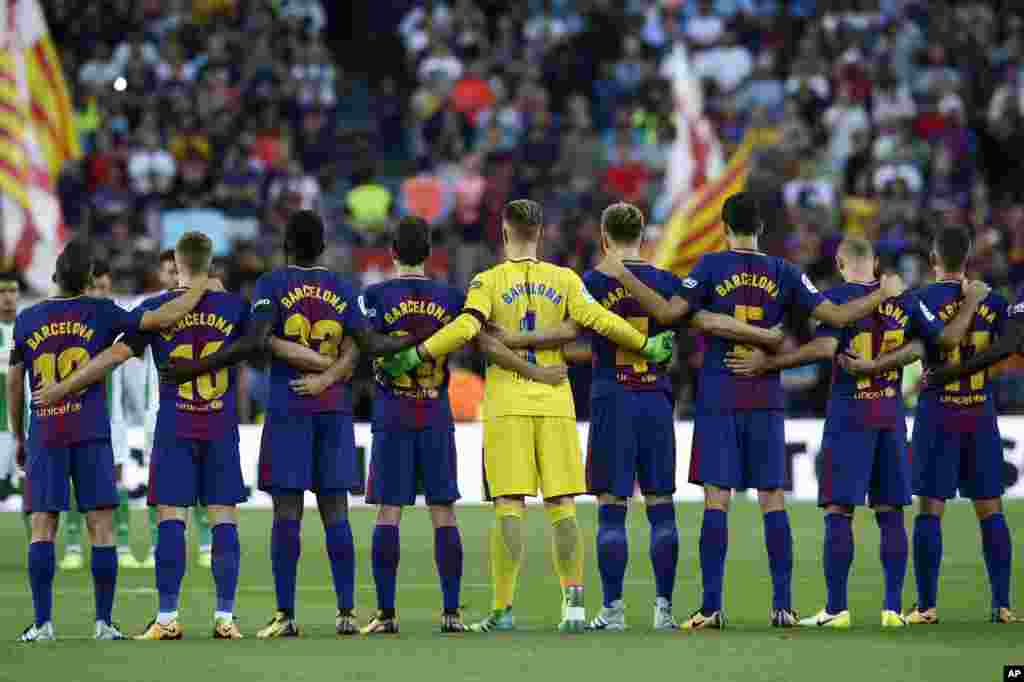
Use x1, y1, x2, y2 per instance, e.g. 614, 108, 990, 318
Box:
602, 203, 645, 244
933, 226, 972, 273
721, 192, 763, 236
393, 216, 431, 266
54, 241, 93, 294
176, 231, 214, 274
503, 199, 543, 241
284, 209, 326, 264
92, 259, 111, 280
159, 249, 176, 265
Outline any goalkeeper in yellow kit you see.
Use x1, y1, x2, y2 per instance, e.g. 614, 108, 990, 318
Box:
382, 200, 674, 632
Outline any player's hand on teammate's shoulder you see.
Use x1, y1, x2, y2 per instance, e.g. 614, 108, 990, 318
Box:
725, 347, 768, 376
837, 351, 876, 376
879, 273, 905, 300
963, 279, 991, 303
290, 373, 332, 396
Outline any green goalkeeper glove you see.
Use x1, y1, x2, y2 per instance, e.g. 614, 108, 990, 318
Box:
641, 331, 675, 364
380, 347, 423, 377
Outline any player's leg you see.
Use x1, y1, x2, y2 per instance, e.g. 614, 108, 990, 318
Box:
871, 427, 912, 626
71, 440, 124, 640
418, 426, 465, 633
256, 413, 312, 638
908, 411, 953, 623
22, 511, 59, 641
747, 410, 794, 626
111, 427, 140, 568
194, 505, 212, 568
472, 416, 537, 632
685, 411, 740, 629
59, 496, 84, 571
636, 392, 679, 630
362, 427, 414, 633
962, 421, 1015, 622
143, 506, 158, 568
314, 412, 360, 635
201, 437, 247, 638
536, 416, 587, 633
586, 394, 633, 630
142, 410, 159, 568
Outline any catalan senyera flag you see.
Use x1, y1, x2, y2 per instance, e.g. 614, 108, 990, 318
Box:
0, 0, 79, 292
654, 127, 780, 276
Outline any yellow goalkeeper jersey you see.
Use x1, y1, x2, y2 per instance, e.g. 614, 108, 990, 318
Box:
423, 257, 647, 419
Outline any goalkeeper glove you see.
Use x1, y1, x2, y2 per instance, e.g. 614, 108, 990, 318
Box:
380, 347, 423, 377
641, 331, 675, 364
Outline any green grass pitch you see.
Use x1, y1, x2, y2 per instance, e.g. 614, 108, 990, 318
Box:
1, 501, 1021, 682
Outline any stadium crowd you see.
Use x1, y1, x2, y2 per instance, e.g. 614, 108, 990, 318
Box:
24, 0, 1024, 420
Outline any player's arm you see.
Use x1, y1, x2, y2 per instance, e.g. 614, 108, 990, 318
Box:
290, 337, 360, 396
811, 273, 904, 327
162, 317, 274, 384
926, 318, 1024, 385
839, 339, 925, 377
933, 280, 990, 350
596, 253, 691, 325
488, 320, 580, 350
477, 331, 568, 386
33, 342, 135, 405
692, 313, 785, 348
137, 278, 220, 331
562, 340, 592, 365
269, 337, 334, 372
725, 336, 839, 376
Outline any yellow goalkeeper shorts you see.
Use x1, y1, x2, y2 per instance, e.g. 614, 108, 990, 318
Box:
482, 416, 585, 500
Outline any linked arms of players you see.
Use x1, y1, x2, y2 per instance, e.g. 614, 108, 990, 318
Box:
33, 342, 135, 406
725, 336, 840, 376
924, 318, 1024, 386
138, 278, 224, 332
476, 331, 568, 386
288, 337, 360, 397
596, 253, 784, 347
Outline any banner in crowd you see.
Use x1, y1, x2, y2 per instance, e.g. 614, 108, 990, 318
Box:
654, 127, 781, 276
104, 418, 1024, 509
0, 0, 78, 293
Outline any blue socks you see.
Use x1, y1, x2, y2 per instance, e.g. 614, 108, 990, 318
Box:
912, 514, 942, 610
156, 520, 186, 614
875, 511, 907, 613
824, 513, 853, 613
763, 510, 793, 611
211, 523, 240, 615
596, 504, 628, 607
271, 519, 301, 617
434, 526, 463, 613
326, 520, 356, 612
980, 513, 1013, 610
28, 541, 55, 627
91, 545, 118, 624
647, 503, 679, 603
699, 509, 728, 615
371, 524, 399, 614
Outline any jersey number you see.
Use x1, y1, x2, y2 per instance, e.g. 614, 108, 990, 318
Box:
169, 341, 228, 401
850, 330, 905, 389
616, 316, 649, 372
385, 330, 444, 389
943, 331, 991, 392
732, 305, 764, 357
33, 346, 90, 390
284, 313, 343, 358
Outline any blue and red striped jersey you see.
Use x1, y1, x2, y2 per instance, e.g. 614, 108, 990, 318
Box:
679, 249, 826, 411
123, 290, 248, 440
360, 276, 465, 430
583, 261, 680, 399
12, 296, 143, 446
251, 266, 367, 415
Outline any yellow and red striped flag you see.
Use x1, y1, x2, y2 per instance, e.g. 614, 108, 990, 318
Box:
654, 127, 780, 276
0, 0, 79, 292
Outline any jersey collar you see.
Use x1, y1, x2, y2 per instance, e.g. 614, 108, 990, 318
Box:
935, 278, 964, 284
398, 275, 430, 280
729, 248, 765, 255
49, 295, 84, 301
288, 265, 328, 271
507, 256, 539, 263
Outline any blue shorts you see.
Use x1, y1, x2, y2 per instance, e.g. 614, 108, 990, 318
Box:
689, 409, 785, 491
24, 439, 118, 513
912, 404, 1005, 501
587, 391, 676, 498
366, 426, 460, 506
259, 411, 359, 495
148, 432, 247, 508
819, 423, 911, 508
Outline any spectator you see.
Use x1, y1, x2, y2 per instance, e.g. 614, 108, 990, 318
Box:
824, 82, 870, 174
685, 0, 725, 49
345, 168, 394, 242
127, 128, 176, 197
693, 31, 753, 94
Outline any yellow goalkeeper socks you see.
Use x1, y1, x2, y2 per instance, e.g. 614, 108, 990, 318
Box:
491, 501, 524, 611
547, 501, 584, 590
